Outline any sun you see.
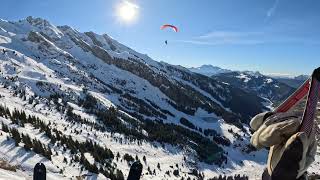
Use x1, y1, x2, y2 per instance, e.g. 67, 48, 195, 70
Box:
116, 1, 139, 23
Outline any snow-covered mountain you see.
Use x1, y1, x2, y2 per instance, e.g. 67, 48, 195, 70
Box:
0, 17, 318, 179
190, 65, 301, 102
274, 75, 309, 88
188, 65, 232, 76
190, 64, 308, 90
212, 71, 295, 103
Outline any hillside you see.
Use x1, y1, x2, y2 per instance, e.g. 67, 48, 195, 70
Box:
212, 71, 295, 103
0, 16, 318, 179
274, 75, 309, 88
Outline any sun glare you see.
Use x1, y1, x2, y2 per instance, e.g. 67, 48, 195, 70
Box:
116, 1, 139, 23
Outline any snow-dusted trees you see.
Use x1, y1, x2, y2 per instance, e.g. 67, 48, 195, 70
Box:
123, 153, 134, 164
208, 174, 249, 180
0, 103, 124, 180
4, 126, 52, 160
10, 128, 21, 145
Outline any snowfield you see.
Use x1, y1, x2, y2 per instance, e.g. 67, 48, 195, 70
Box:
236, 73, 251, 83
0, 16, 318, 180
0, 85, 270, 179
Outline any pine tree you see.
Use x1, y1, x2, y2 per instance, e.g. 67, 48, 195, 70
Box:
22, 134, 32, 151
63, 157, 68, 164
45, 147, 52, 160
115, 169, 124, 180
116, 152, 120, 161
1, 122, 9, 132
173, 169, 179, 177
123, 154, 134, 164
10, 128, 21, 145
143, 155, 146, 163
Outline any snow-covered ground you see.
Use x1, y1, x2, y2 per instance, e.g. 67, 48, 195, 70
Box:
0, 16, 318, 180
0, 85, 269, 179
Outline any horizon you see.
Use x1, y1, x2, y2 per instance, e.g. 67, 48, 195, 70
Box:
1, 0, 320, 75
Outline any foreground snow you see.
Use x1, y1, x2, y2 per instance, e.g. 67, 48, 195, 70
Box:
0, 16, 318, 180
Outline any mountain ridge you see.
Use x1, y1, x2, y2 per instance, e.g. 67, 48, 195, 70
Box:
0, 16, 318, 179
189, 65, 232, 76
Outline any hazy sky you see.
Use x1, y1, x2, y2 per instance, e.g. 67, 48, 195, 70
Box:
1, 0, 320, 75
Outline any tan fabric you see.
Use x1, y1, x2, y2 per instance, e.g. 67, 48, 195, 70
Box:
250, 112, 301, 149
250, 112, 270, 131
267, 130, 316, 178
250, 112, 316, 179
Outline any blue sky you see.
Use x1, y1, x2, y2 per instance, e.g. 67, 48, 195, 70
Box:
1, 0, 320, 75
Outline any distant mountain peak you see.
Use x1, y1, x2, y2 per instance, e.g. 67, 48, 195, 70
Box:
26, 16, 49, 24
241, 70, 263, 77
270, 74, 309, 88
189, 64, 231, 76
294, 74, 309, 81
212, 70, 295, 102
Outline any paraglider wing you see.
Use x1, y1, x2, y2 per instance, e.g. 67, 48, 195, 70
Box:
161, 24, 178, 32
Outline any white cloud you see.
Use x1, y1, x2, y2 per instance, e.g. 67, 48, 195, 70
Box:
175, 38, 263, 46
266, 0, 280, 18
175, 24, 320, 46
198, 31, 261, 39
123, 0, 139, 9
174, 30, 265, 45
264, 72, 295, 78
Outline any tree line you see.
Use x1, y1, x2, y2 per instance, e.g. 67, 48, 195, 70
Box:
0, 104, 124, 180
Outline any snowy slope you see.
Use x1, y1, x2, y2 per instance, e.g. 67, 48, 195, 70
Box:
0, 81, 267, 179
0, 16, 318, 179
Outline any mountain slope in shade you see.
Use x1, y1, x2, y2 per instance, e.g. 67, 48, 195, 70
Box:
0, 16, 318, 179
212, 71, 295, 103
190, 65, 300, 102
274, 75, 309, 88
1, 16, 270, 124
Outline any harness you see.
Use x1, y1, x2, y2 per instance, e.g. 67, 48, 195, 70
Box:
275, 67, 320, 138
